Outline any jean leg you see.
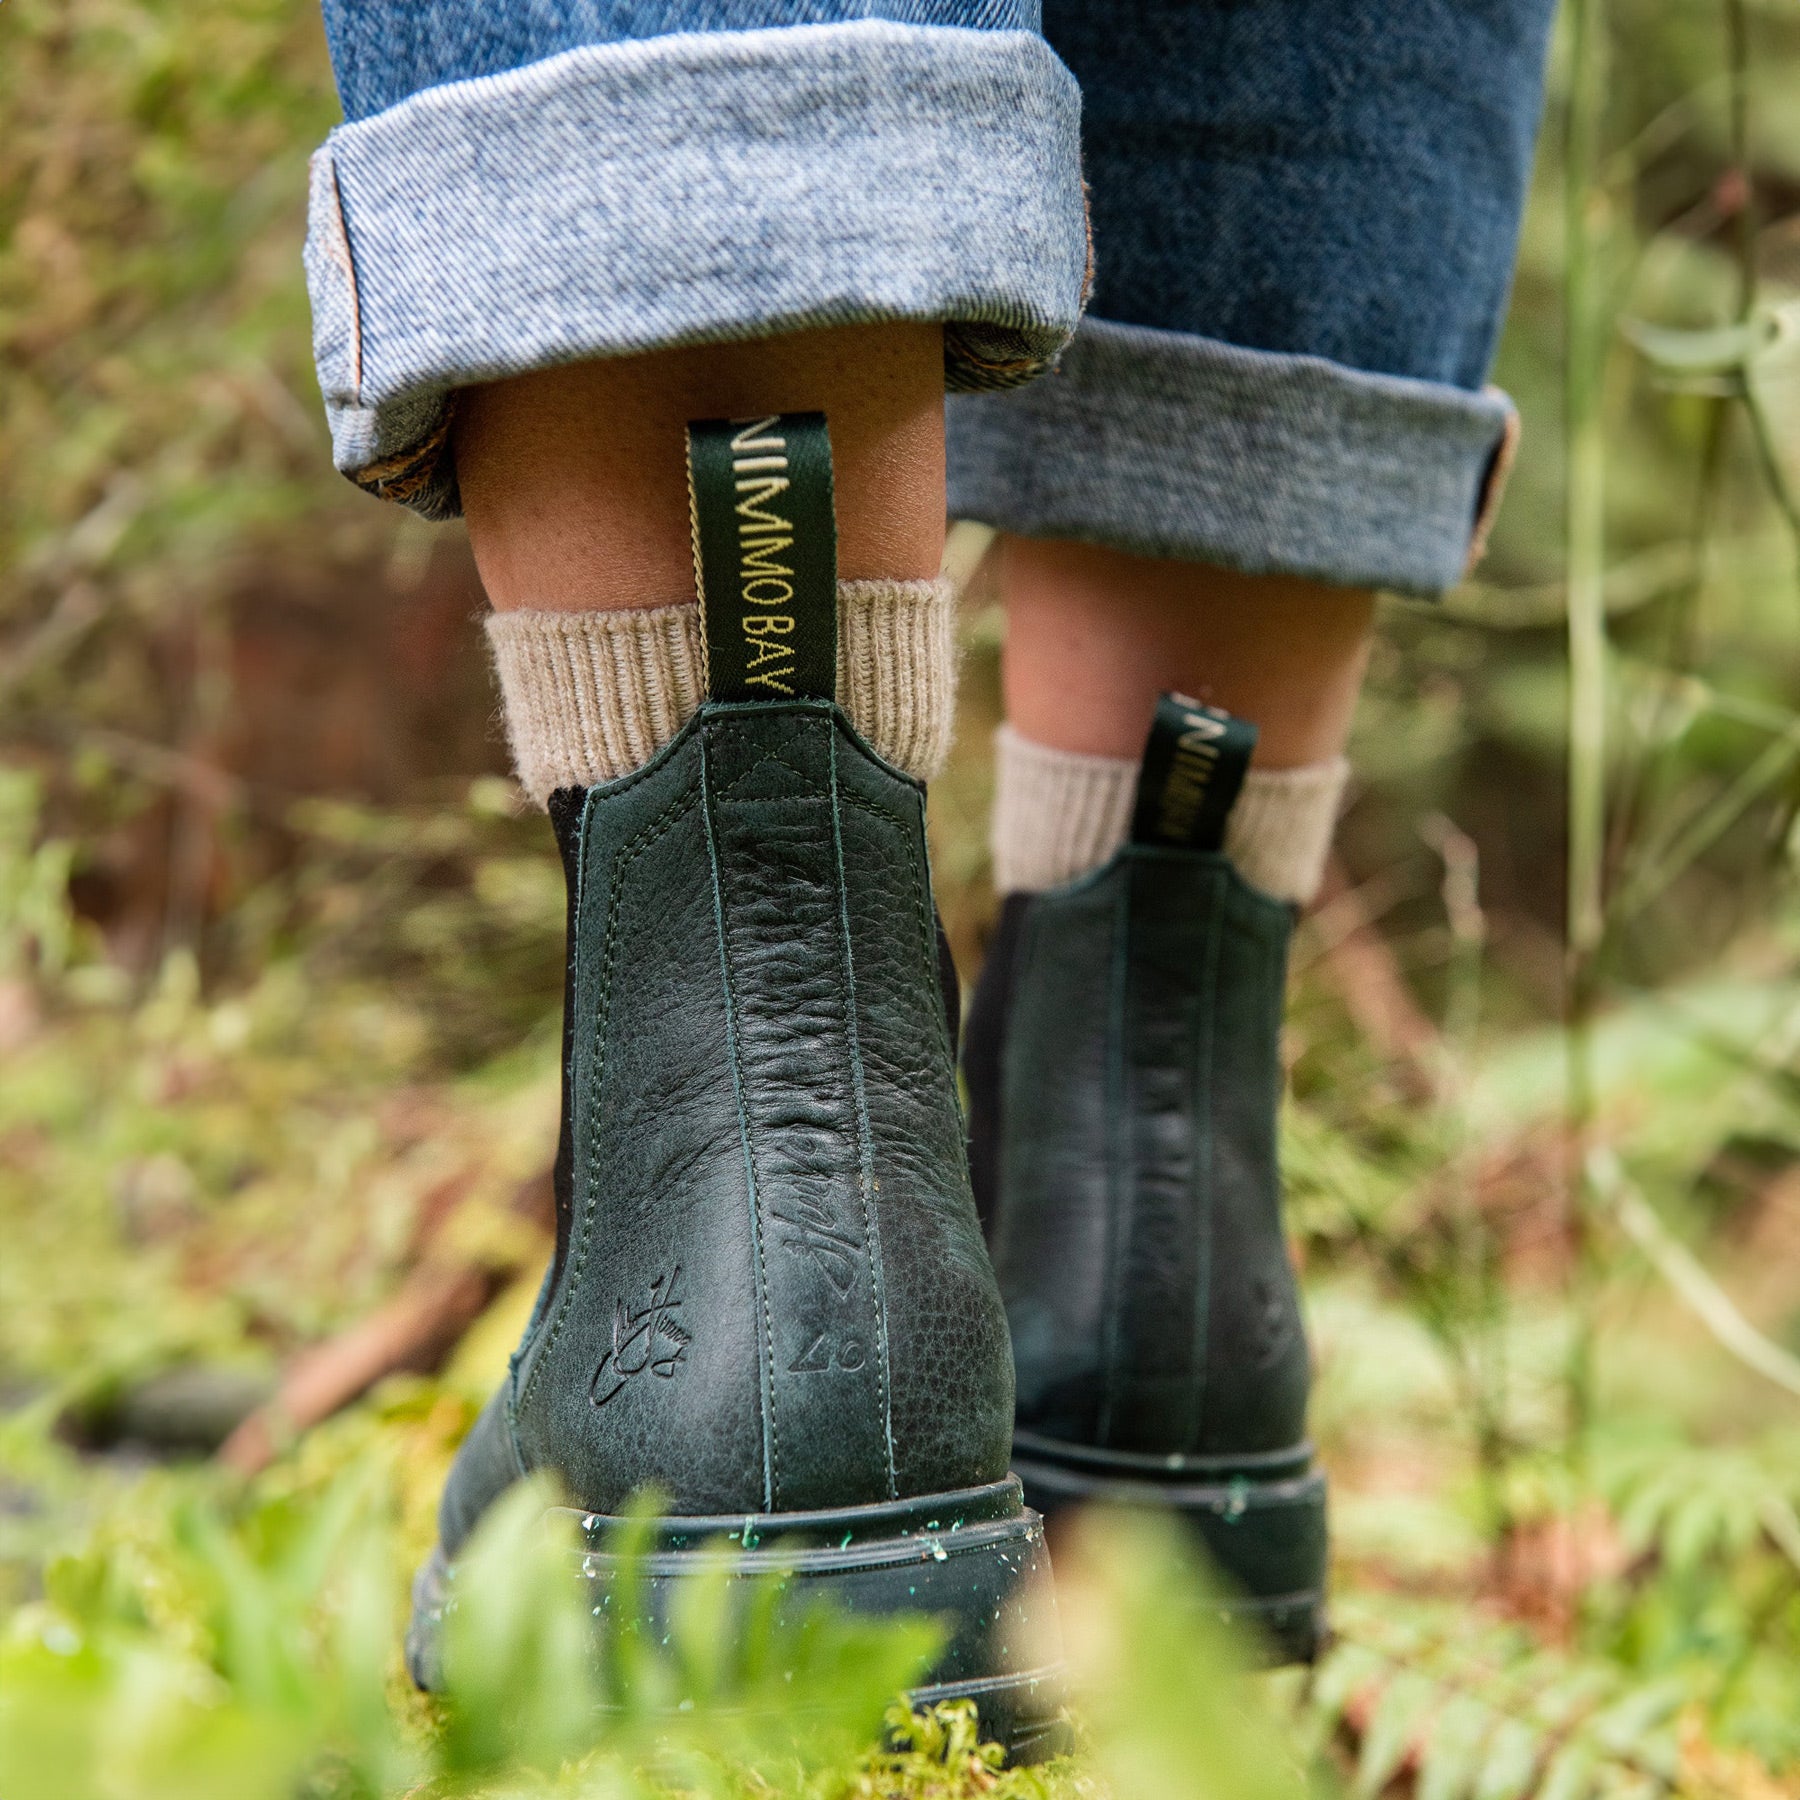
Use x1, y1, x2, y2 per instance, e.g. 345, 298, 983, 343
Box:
321, 0, 1040, 120
305, 3, 1087, 517
945, 0, 1557, 597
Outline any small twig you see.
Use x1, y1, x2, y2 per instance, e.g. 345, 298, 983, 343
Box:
1419, 816, 1486, 955
76, 727, 246, 808
1438, 540, 1698, 630
16, 472, 146, 587
1592, 1146, 1800, 1401
218, 1167, 555, 1475
1311, 857, 1441, 1101
1613, 712, 1800, 924
1294, 863, 1422, 966
1562, 0, 1613, 1468
940, 521, 997, 600
0, 581, 109, 706
217, 1263, 499, 1475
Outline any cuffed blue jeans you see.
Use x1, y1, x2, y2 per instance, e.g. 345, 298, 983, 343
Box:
307, 0, 1555, 597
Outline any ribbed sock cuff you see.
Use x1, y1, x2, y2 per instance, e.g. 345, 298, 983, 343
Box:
1222, 760, 1352, 906
485, 577, 957, 804
989, 726, 1138, 896
991, 724, 1347, 905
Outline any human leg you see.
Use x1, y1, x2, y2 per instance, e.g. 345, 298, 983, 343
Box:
305, 2, 1085, 1744
465, 325, 969, 800
456, 323, 948, 613
951, 0, 1557, 1657
998, 543, 1374, 768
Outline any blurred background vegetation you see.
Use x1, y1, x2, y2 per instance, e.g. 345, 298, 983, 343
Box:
11, 0, 1800, 1793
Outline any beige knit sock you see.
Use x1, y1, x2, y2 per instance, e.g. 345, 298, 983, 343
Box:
991, 723, 1348, 905
485, 577, 957, 804
989, 727, 1139, 897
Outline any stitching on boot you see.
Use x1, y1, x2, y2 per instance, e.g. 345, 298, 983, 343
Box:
714, 746, 817, 802
701, 728, 782, 1511
711, 710, 902, 1508
714, 711, 851, 1507
826, 733, 899, 1499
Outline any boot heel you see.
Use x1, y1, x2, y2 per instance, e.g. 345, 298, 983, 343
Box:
408, 1476, 1069, 1764
1011, 1433, 1328, 1665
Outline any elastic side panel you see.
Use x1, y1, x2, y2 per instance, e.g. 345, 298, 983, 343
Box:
514, 738, 765, 1514
538, 788, 586, 1329
963, 892, 1031, 1238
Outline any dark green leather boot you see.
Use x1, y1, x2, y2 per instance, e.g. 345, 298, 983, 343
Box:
963, 694, 1327, 1663
408, 415, 1061, 1755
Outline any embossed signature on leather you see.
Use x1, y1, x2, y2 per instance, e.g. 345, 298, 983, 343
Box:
770, 1195, 863, 1296
589, 1268, 691, 1409
1249, 1272, 1297, 1371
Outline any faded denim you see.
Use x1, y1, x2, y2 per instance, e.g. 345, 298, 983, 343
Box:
307, 0, 1553, 592
948, 321, 1519, 597
945, 0, 1556, 594
321, 0, 1041, 120
306, 17, 1086, 518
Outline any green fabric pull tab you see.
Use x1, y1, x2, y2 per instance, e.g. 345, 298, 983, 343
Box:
687, 412, 838, 703
1130, 691, 1259, 852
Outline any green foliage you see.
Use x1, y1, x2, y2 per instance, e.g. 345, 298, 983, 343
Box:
1305, 1600, 1691, 1800
2, 1457, 412, 1800
1588, 1436, 1800, 1768
1059, 1510, 1308, 1800
1, 0, 342, 594
0, 770, 87, 979
12, 0, 1800, 1796
0, 1440, 1056, 1800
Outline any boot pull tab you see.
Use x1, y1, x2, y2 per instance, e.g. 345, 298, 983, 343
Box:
687, 411, 838, 703
1130, 691, 1258, 852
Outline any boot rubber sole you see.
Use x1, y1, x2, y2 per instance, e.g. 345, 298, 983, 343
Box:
406, 1474, 1068, 1764
1011, 1431, 1327, 1665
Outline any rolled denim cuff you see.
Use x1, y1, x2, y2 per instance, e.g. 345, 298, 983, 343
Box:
945, 316, 1519, 598
306, 21, 1087, 519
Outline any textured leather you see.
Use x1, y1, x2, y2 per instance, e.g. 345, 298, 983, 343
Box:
441, 698, 1012, 1550
965, 848, 1310, 1459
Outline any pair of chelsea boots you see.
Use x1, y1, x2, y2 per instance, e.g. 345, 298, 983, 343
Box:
406, 416, 1323, 1752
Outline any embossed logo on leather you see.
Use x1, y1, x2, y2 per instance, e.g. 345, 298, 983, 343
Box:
770, 1193, 861, 1297
589, 1267, 691, 1409
788, 1331, 866, 1373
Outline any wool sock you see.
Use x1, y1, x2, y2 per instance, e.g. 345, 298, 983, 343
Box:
486, 578, 957, 804
990, 723, 1348, 905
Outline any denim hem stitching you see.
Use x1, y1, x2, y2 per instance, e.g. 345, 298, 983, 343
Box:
947, 315, 1519, 598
